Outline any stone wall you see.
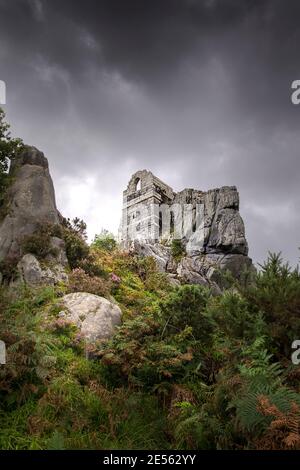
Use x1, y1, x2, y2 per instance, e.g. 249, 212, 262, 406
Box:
120, 170, 174, 242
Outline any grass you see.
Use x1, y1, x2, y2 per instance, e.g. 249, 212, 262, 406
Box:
1, 249, 300, 450
0, 271, 173, 450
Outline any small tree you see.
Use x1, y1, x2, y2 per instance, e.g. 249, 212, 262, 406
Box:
160, 284, 214, 344
0, 107, 23, 199
91, 229, 116, 252
60, 217, 89, 269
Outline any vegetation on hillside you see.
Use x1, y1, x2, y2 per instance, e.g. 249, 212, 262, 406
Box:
1, 232, 300, 449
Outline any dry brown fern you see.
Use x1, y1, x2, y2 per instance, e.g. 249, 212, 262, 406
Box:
168, 384, 196, 420
254, 395, 300, 449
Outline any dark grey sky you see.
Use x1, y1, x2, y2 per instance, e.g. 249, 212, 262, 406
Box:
1, 0, 300, 266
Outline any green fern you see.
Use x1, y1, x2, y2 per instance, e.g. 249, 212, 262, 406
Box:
234, 387, 300, 432
47, 431, 65, 450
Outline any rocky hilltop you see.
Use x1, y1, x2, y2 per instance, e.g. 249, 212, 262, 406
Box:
121, 170, 253, 290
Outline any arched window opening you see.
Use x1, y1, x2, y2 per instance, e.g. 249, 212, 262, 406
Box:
135, 178, 141, 191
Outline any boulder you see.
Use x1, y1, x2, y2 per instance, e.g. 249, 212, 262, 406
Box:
175, 252, 254, 290
16, 253, 68, 286
45, 237, 69, 267
165, 273, 181, 287
60, 292, 122, 342
208, 253, 255, 285
130, 240, 171, 272
177, 257, 210, 286
176, 256, 222, 294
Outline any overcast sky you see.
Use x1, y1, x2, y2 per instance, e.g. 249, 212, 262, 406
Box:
0, 0, 300, 267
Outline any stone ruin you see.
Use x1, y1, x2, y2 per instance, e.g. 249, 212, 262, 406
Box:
120, 170, 253, 289
120, 170, 174, 243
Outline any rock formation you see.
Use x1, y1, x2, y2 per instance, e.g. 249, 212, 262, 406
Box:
120, 170, 253, 289
0, 145, 68, 285
16, 253, 68, 286
59, 292, 122, 342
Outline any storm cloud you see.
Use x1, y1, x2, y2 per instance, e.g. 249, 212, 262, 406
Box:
0, 0, 299, 266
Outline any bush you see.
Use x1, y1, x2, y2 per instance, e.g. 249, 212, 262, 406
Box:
2, 242, 300, 450
171, 239, 185, 261
59, 218, 109, 276
62, 230, 89, 269
242, 252, 300, 357
91, 230, 116, 252
208, 290, 267, 341
160, 285, 214, 344
21, 223, 61, 260
98, 312, 196, 391
0, 286, 59, 407
68, 268, 111, 297
0, 254, 20, 283
0, 107, 23, 208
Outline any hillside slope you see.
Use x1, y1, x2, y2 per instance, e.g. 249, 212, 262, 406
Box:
1, 243, 300, 450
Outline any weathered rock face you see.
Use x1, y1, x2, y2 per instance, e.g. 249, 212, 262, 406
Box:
60, 292, 122, 342
0, 145, 60, 262
175, 185, 248, 256
131, 240, 172, 272
16, 253, 68, 286
176, 253, 253, 289
122, 170, 253, 289
0, 145, 68, 286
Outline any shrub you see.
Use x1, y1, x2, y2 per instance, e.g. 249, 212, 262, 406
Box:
91, 230, 116, 252
208, 290, 267, 341
0, 286, 59, 407
171, 239, 185, 261
0, 107, 23, 207
68, 268, 111, 297
160, 285, 214, 344
0, 254, 20, 283
62, 228, 89, 269
21, 223, 61, 260
242, 252, 300, 357
126, 255, 170, 292
2, 241, 300, 450
59, 218, 109, 276
98, 312, 196, 391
